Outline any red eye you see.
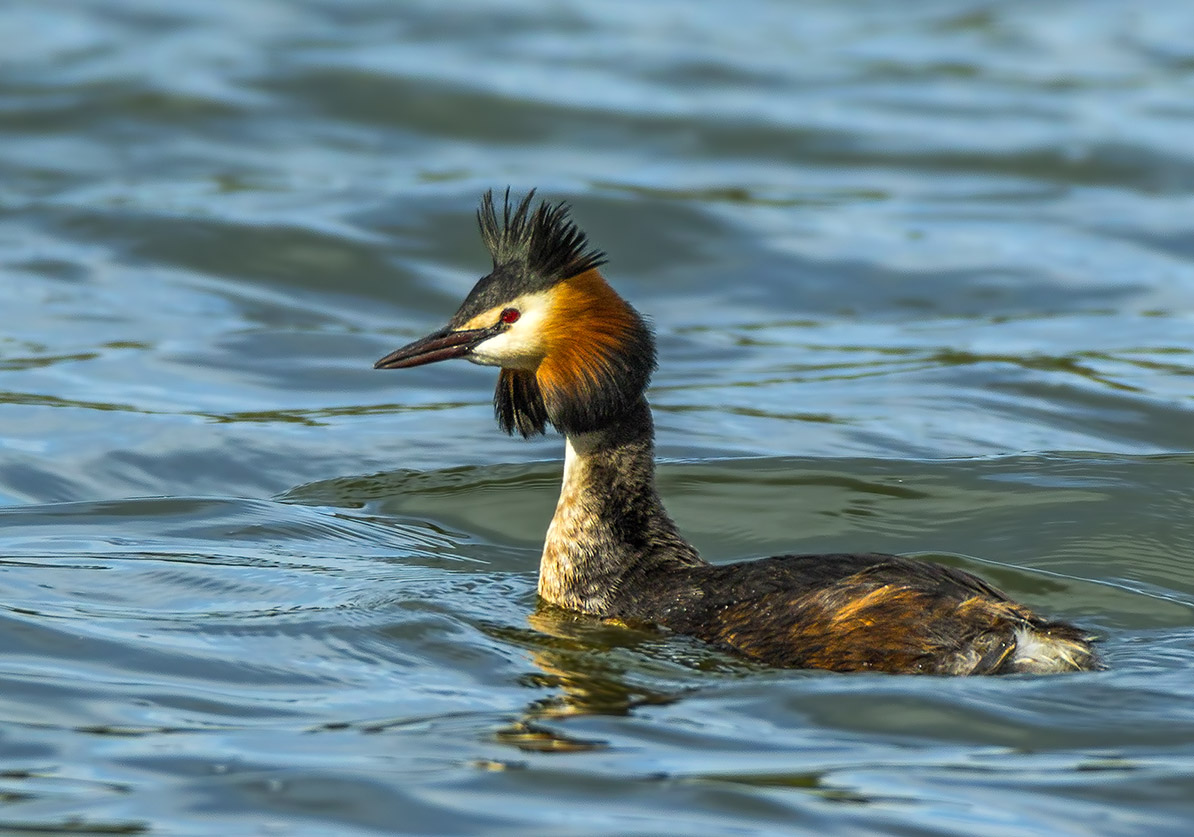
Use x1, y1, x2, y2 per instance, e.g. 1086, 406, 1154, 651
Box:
500, 308, 521, 324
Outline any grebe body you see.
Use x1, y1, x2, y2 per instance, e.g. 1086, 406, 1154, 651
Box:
375, 191, 1098, 675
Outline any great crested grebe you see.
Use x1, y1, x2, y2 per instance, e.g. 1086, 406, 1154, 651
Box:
375, 191, 1099, 675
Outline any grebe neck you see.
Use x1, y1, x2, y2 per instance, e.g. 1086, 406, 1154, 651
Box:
539, 397, 704, 615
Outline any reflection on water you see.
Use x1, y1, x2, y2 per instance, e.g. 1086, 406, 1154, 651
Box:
3, 0, 1194, 833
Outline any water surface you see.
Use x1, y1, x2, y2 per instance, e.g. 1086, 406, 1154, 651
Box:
2, 1, 1194, 834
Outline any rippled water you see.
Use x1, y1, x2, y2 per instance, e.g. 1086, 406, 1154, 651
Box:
3, 1, 1194, 834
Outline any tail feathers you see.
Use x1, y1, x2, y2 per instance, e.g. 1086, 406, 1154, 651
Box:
1001, 624, 1101, 674
959, 606, 1100, 675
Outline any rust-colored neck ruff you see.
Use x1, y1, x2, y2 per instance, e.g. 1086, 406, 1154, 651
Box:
493, 268, 656, 439
538, 270, 636, 395
537, 270, 654, 436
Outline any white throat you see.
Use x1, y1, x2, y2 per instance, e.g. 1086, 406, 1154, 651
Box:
538, 431, 602, 607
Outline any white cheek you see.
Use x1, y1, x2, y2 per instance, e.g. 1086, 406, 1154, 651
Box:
469, 329, 540, 369
467, 296, 549, 369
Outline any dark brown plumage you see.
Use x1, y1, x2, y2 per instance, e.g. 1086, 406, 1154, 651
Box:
375, 191, 1101, 675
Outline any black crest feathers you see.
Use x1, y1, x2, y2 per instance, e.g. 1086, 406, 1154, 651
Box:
478, 189, 607, 285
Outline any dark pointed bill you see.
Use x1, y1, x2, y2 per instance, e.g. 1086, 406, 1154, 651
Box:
374, 326, 491, 369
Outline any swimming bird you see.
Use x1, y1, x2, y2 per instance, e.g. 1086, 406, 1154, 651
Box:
375, 191, 1099, 675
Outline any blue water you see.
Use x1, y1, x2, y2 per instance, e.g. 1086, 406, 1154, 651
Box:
2, 1, 1194, 834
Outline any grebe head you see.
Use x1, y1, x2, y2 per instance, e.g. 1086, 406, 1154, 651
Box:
375, 190, 656, 436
